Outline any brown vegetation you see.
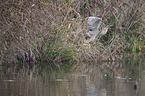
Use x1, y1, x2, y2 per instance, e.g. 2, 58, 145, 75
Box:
0, 0, 145, 66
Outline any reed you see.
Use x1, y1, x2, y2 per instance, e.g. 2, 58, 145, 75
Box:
0, 0, 144, 66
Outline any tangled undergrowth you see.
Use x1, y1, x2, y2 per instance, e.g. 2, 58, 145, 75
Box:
0, 0, 145, 66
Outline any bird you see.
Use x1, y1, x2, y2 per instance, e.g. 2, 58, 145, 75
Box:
86, 17, 111, 42
134, 80, 138, 90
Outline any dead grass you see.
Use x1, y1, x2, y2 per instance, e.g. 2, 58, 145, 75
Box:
0, 0, 144, 66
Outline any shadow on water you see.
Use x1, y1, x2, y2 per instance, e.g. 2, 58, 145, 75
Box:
0, 54, 145, 96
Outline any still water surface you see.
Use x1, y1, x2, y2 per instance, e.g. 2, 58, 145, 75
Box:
0, 55, 145, 96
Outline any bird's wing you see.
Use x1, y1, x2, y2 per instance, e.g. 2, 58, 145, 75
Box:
87, 17, 102, 31
87, 17, 103, 42
88, 25, 96, 31
87, 17, 102, 25
93, 19, 102, 30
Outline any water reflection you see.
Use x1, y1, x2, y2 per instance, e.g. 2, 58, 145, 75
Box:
0, 54, 145, 96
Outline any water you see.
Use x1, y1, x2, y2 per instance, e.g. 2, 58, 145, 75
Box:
0, 54, 145, 96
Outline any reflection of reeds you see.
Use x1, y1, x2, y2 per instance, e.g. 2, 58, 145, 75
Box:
0, 0, 144, 66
